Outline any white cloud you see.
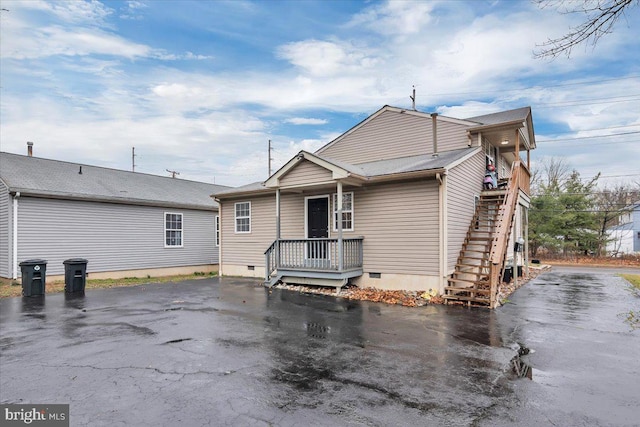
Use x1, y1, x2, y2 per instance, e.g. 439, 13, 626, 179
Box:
2, 0, 639, 188
277, 39, 379, 78
17, 0, 114, 25
284, 117, 328, 125
0, 2, 210, 61
348, 1, 436, 36
120, 1, 148, 21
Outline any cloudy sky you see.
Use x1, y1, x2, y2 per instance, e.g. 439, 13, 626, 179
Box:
1, 0, 639, 187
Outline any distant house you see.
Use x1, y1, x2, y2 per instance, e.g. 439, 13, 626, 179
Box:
0, 151, 230, 282
214, 105, 536, 308
606, 202, 640, 255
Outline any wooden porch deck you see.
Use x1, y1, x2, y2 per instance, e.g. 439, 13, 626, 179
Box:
264, 237, 364, 289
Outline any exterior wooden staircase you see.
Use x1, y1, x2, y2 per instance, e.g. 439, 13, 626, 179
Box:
444, 161, 522, 308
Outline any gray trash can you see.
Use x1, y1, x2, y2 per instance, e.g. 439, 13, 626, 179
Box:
64, 258, 88, 293
19, 259, 47, 297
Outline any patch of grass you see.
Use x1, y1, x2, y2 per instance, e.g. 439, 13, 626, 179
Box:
0, 271, 218, 298
624, 310, 639, 330
620, 274, 640, 290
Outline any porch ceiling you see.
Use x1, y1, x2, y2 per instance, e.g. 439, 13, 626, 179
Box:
479, 126, 531, 152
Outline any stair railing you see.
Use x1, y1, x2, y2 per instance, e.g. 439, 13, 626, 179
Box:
488, 160, 521, 307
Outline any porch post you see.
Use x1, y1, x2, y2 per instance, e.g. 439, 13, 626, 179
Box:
524, 207, 529, 276
276, 188, 281, 240
275, 188, 281, 270
337, 181, 343, 271
515, 130, 520, 162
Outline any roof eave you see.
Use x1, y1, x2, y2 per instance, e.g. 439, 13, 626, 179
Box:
213, 187, 274, 200
9, 189, 217, 211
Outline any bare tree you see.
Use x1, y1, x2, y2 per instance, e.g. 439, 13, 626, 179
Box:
539, 157, 571, 192
534, 0, 638, 58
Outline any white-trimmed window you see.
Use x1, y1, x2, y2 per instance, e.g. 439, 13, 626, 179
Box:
332, 192, 354, 231
215, 215, 220, 246
165, 213, 183, 247
235, 202, 251, 233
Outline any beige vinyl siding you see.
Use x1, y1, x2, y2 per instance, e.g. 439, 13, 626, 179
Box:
446, 151, 485, 272
435, 121, 471, 153
280, 193, 306, 238
352, 180, 440, 275
17, 197, 218, 276
0, 182, 10, 278
220, 179, 440, 275
279, 160, 333, 188
317, 110, 469, 164
278, 181, 440, 275
221, 195, 276, 267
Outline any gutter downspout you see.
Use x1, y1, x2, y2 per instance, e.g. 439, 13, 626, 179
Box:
214, 198, 223, 277
436, 173, 447, 293
337, 181, 343, 272
12, 192, 20, 280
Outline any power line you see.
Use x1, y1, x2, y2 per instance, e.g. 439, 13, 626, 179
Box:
534, 97, 640, 109
537, 130, 640, 143
541, 124, 640, 136
426, 74, 640, 98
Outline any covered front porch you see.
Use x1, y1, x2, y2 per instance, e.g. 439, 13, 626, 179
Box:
262, 151, 368, 289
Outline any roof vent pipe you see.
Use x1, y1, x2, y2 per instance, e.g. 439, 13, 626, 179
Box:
431, 113, 438, 158
79, 166, 82, 175
27, 142, 33, 157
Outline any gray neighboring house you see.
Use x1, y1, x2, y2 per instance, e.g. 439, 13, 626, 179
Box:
0, 152, 230, 282
606, 202, 640, 255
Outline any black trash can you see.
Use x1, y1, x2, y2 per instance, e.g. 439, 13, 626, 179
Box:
19, 259, 47, 297
63, 258, 88, 293
503, 266, 513, 283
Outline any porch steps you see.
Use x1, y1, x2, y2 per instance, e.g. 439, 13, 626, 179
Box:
444, 191, 506, 307
266, 273, 349, 293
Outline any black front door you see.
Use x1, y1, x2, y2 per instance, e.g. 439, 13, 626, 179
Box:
307, 197, 329, 259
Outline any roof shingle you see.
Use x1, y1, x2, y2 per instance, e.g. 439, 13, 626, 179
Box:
0, 152, 230, 210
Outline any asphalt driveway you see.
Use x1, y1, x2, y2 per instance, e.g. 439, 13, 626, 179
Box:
1, 267, 639, 426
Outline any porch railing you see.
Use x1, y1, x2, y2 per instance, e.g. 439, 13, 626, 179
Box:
265, 237, 364, 282
518, 162, 531, 196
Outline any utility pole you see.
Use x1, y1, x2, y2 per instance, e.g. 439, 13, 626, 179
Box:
166, 169, 180, 178
268, 139, 273, 177
132, 147, 136, 172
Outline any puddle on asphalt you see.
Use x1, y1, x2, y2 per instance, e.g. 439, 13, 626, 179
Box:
511, 343, 533, 380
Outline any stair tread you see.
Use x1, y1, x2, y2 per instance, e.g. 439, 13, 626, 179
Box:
452, 271, 487, 277
443, 295, 490, 303
448, 278, 489, 285
445, 286, 492, 295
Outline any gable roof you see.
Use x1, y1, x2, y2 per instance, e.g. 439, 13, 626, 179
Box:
465, 106, 536, 150
0, 152, 230, 210
465, 106, 531, 126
